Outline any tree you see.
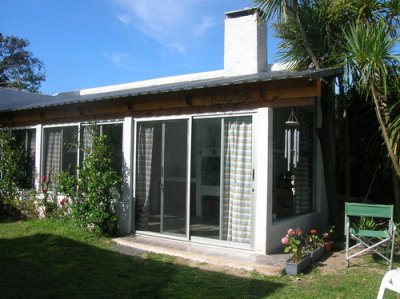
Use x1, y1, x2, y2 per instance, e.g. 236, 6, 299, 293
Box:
0, 33, 45, 92
253, 0, 400, 226
253, 0, 343, 229
58, 126, 122, 235
343, 21, 400, 176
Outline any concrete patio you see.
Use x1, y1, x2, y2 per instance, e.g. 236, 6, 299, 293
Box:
113, 234, 289, 275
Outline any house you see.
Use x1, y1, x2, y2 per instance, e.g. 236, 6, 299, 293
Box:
0, 8, 341, 254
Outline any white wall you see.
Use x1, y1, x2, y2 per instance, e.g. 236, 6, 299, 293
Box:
34, 124, 42, 191
253, 108, 272, 254
117, 117, 133, 235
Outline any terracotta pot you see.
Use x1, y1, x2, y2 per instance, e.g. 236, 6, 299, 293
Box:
324, 241, 333, 253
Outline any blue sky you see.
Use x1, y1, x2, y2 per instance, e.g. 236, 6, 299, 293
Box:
1, 0, 279, 95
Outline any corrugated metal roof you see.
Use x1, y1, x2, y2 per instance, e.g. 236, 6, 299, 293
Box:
0, 67, 342, 113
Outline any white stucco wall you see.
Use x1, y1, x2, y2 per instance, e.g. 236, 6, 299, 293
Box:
116, 117, 133, 235
253, 108, 271, 254
34, 124, 42, 191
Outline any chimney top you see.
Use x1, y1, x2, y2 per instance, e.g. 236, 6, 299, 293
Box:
225, 7, 259, 18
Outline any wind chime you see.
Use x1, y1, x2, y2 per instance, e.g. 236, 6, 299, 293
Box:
284, 109, 300, 171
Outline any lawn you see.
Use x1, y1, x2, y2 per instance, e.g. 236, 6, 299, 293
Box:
0, 218, 397, 298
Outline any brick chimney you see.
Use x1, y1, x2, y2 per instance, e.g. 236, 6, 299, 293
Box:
224, 8, 267, 76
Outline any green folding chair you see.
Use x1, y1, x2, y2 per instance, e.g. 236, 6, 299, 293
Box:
345, 202, 397, 269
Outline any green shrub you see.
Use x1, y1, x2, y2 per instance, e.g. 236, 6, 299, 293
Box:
58, 127, 122, 235
0, 129, 25, 216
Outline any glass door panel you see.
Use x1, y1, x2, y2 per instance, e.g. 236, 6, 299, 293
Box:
135, 119, 188, 237
190, 118, 221, 239
162, 120, 188, 235
135, 122, 162, 233
190, 116, 253, 244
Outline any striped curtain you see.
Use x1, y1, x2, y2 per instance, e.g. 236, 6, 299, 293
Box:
44, 128, 62, 190
28, 130, 36, 188
136, 124, 154, 230
222, 117, 253, 243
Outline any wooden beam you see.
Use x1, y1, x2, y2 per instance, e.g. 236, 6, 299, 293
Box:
0, 78, 321, 127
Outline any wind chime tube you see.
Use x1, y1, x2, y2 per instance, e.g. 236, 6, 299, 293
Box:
296, 129, 300, 163
284, 129, 288, 158
293, 128, 297, 168
287, 129, 291, 171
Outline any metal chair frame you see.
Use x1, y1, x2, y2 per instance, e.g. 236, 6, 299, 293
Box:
345, 202, 396, 269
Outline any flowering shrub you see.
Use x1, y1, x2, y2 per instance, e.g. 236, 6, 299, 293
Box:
58, 127, 122, 235
305, 229, 324, 252
281, 228, 306, 262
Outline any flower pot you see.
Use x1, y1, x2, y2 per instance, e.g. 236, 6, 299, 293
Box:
324, 241, 334, 253
285, 255, 310, 275
310, 246, 324, 262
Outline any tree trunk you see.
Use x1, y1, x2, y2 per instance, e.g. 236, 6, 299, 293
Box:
371, 85, 400, 177
316, 80, 343, 236
339, 77, 351, 201
286, 1, 321, 70
392, 171, 400, 215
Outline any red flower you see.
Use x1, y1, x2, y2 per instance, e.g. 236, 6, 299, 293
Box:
41, 176, 47, 182
310, 229, 317, 235
42, 188, 47, 193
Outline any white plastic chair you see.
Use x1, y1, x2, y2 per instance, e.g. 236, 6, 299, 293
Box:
377, 268, 400, 299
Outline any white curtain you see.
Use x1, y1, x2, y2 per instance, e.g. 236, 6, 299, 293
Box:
222, 117, 253, 243
44, 128, 62, 190
136, 124, 154, 230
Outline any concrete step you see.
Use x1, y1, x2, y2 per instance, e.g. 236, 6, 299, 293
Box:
113, 234, 288, 275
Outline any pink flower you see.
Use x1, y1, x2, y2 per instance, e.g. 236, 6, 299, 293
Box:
281, 236, 289, 245
310, 229, 317, 235
287, 229, 295, 235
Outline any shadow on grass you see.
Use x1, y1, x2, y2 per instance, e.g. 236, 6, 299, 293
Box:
0, 215, 20, 224
0, 234, 285, 298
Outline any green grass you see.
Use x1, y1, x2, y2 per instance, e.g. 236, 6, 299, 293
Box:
0, 217, 397, 298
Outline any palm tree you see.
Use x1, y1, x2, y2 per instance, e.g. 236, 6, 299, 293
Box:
253, 0, 400, 221
343, 21, 400, 176
253, 0, 344, 228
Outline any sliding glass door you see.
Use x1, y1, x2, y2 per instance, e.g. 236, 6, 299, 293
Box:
135, 115, 253, 245
135, 119, 188, 237
190, 116, 253, 244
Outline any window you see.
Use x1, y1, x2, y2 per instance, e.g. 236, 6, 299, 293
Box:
11, 128, 36, 189
42, 126, 78, 190
80, 123, 123, 176
272, 107, 314, 220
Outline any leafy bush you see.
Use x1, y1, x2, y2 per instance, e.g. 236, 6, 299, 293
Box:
59, 127, 122, 235
0, 129, 25, 215
354, 217, 377, 230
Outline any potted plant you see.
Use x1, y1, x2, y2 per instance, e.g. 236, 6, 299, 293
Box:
281, 228, 310, 275
323, 225, 335, 253
305, 229, 325, 262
